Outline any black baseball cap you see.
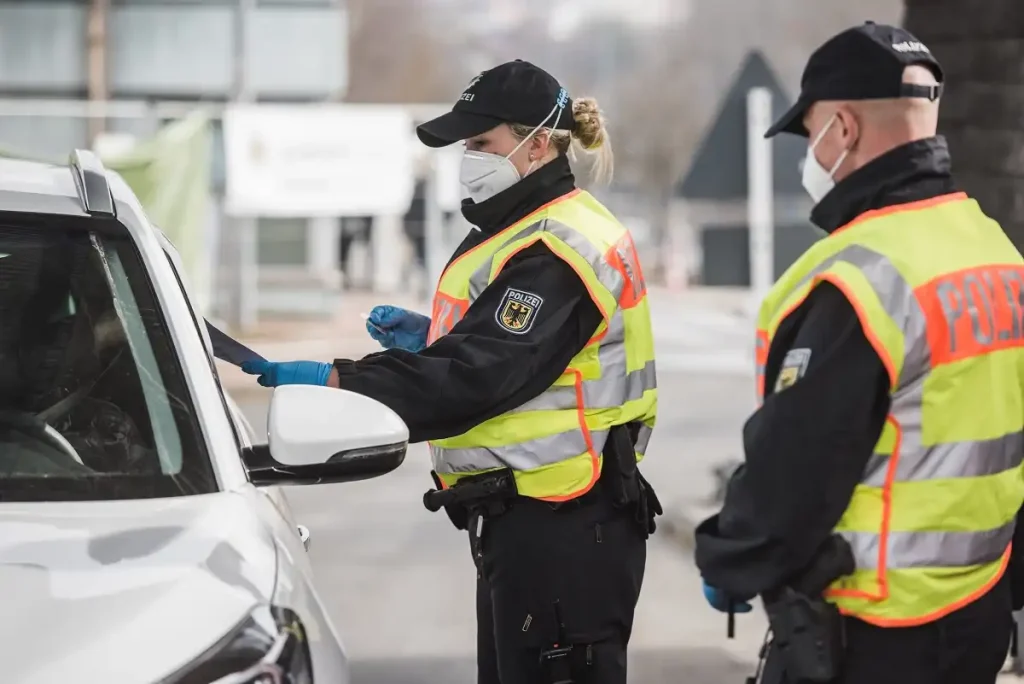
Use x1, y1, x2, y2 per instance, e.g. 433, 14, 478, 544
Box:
765, 22, 945, 139
416, 60, 574, 148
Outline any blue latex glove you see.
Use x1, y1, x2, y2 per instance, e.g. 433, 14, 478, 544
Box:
702, 581, 753, 613
366, 305, 430, 352
241, 360, 332, 388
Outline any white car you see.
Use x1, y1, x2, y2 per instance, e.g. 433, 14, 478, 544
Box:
0, 150, 409, 683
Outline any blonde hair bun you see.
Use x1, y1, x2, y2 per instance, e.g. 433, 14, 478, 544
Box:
509, 94, 614, 185
571, 97, 607, 150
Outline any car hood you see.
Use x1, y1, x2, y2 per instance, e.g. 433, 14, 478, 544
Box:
0, 491, 278, 684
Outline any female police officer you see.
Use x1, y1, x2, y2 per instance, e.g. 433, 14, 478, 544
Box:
242, 60, 660, 684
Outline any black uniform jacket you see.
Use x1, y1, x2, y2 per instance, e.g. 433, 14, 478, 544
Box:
694, 137, 961, 598
332, 155, 604, 444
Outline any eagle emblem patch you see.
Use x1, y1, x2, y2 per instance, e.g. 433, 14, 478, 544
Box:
496, 288, 543, 334
774, 348, 812, 392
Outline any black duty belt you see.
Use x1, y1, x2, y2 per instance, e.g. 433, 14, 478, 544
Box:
423, 469, 520, 575
422, 468, 518, 513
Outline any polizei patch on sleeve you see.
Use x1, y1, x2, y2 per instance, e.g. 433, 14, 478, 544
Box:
774, 347, 812, 392
495, 287, 544, 334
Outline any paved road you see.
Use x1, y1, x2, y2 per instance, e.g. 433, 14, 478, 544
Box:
229, 311, 1024, 682
225, 288, 1024, 682
234, 360, 770, 684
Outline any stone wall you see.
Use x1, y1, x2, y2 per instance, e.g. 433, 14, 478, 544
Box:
904, 0, 1024, 248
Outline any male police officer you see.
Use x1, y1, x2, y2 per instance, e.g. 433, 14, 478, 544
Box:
695, 22, 1024, 683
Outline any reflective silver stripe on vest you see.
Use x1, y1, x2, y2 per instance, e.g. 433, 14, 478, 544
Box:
770, 244, 1019, 570
510, 360, 657, 413
547, 219, 627, 301
767, 244, 928, 386
431, 429, 610, 474
509, 308, 655, 413
863, 428, 1024, 488
842, 519, 1014, 571
466, 218, 627, 306
465, 221, 547, 301
635, 423, 653, 455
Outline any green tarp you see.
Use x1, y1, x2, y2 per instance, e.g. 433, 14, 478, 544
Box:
101, 111, 213, 305
0, 110, 213, 310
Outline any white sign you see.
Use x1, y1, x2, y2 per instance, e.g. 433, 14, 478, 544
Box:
92, 131, 138, 158
434, 146, 465, 212
223, 104, 416, 217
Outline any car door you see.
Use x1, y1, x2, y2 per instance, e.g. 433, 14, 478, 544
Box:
221, 393, 310, 550
155, 235, 310, 551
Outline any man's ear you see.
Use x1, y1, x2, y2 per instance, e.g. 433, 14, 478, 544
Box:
836, 107, 861, 149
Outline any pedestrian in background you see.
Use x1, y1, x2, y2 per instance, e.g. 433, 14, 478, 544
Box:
243, 60, 661, 684
338, 215, 372, 290
694, 22, 1024, 684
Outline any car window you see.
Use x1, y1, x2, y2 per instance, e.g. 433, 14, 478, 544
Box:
0, 216, 216, 500
155, 231, 247, 452
153, 226, 215, 360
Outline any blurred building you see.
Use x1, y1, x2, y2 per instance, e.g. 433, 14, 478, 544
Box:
904, 0, 1024, 249
0, 0, 347, 153
673, 50, 818, 287
0, 0, 353, 321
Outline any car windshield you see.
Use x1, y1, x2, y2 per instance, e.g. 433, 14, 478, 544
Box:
0, 216, 216, 501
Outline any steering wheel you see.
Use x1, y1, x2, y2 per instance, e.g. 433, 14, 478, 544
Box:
0, 410, 85, 465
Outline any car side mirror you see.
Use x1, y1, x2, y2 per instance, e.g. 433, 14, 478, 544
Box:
242, 385, 408, 486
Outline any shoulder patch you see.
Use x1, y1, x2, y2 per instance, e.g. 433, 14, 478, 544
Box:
774, 348, 812, 392
495, 287, 543, 334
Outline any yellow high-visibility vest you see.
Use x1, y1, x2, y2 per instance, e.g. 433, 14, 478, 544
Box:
428, 189, 658, 501
756, 192, 1024, 626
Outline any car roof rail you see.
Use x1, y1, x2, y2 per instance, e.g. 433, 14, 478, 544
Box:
69, 149, 116, 218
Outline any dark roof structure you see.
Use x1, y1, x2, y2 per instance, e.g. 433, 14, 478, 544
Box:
677, 50, 808, 200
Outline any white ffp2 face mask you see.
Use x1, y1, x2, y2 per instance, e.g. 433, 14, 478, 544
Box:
459, 150, 527, 204
801, 113, 850, 204
459, 93, 567, 204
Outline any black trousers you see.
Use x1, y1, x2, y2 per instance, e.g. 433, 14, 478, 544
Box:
474, 491, 647, 684
764, 574, 1013, 684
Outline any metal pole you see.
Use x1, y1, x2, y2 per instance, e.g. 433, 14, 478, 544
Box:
86, 0, 110, 145
233, 0, 259, 331
746, 87, 774, 316
423, 154, 446, 300
233, 0, 255, 103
